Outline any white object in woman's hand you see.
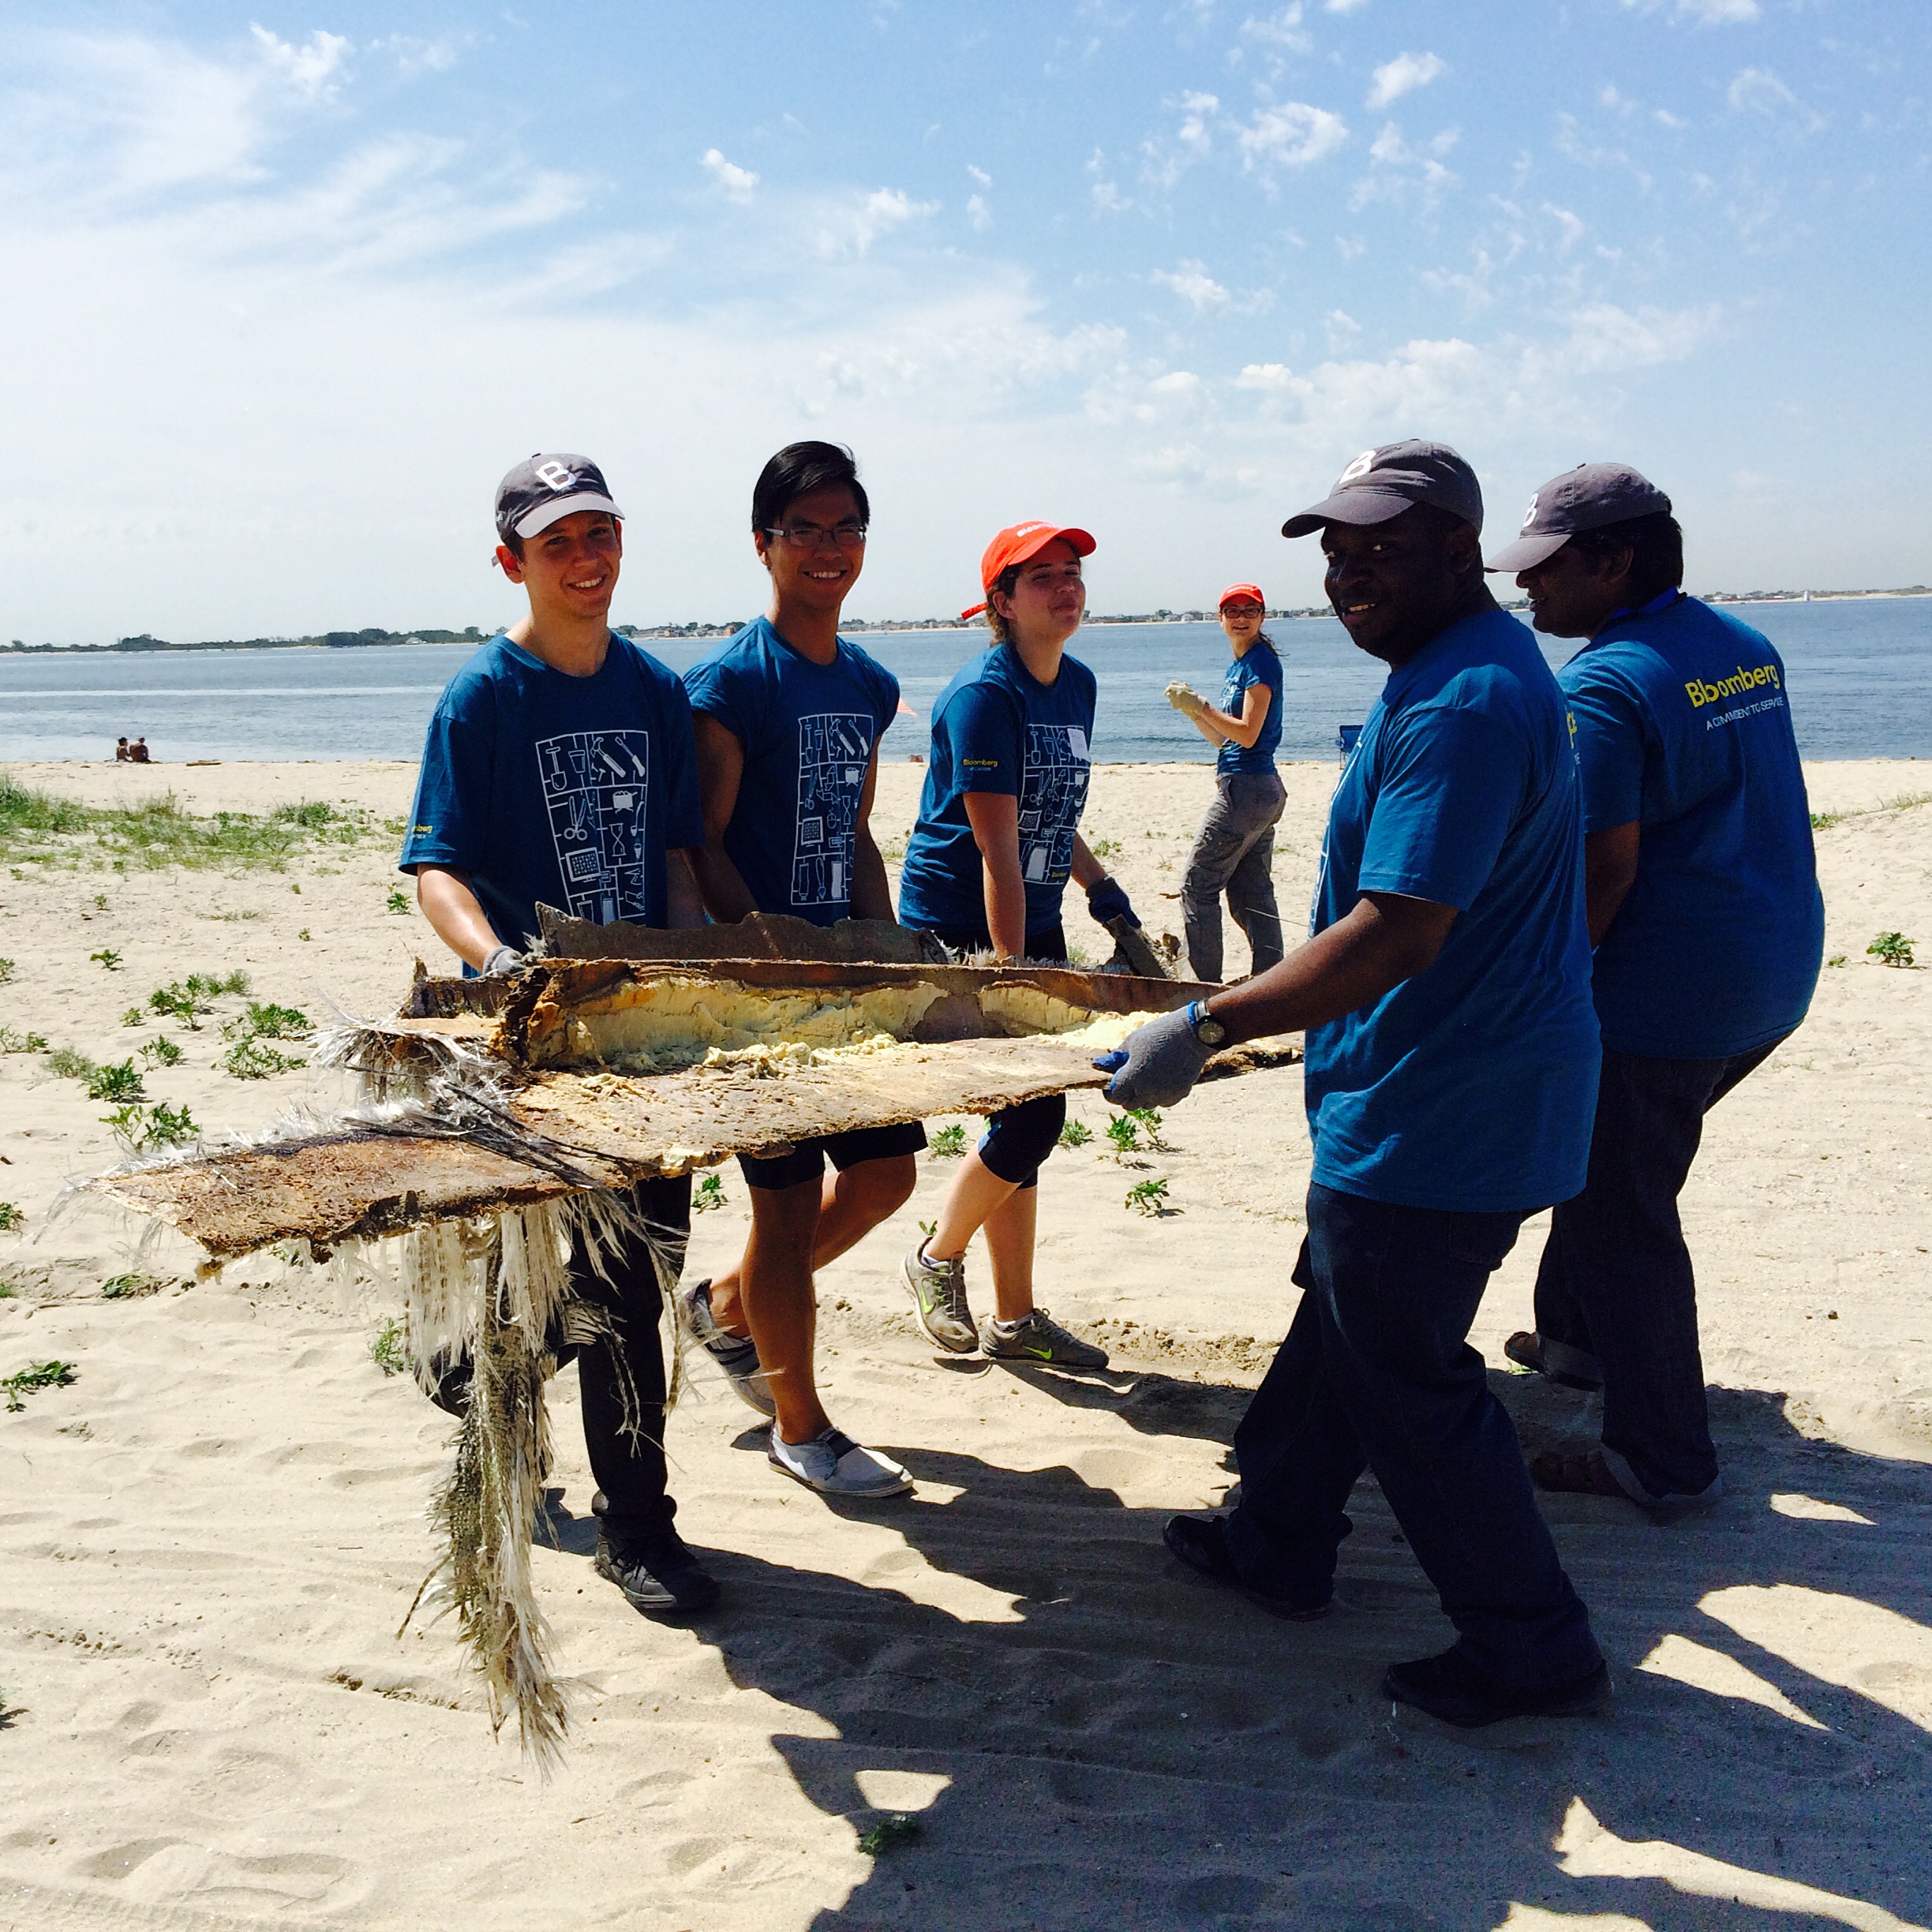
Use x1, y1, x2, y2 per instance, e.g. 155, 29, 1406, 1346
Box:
1165, 680, 1205, 716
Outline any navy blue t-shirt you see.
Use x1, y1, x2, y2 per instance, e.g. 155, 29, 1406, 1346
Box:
897, 643, 1097, 935
1305, 607, 1600, 1214
399, 633, 702, 953
683, 618, 900, 927
1560, 595, 1822, 1058
1217, 638, 1283, 776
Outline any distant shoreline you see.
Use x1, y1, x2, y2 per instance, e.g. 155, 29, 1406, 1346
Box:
5, 588, 1926, 655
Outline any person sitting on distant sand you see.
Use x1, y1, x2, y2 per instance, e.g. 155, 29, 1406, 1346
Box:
1164, 584, 1287, 983
129, 737, 151, 763
1491, 462, 1824, 1512
1101, 441, 1609, 1728
114, 737, 129, 761
895, 520, 1144, 1372
676, 440, 919, 1502
398, 451, 721, 1618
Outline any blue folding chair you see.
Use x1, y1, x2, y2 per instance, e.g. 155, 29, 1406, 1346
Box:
1337, 723, 1362, 762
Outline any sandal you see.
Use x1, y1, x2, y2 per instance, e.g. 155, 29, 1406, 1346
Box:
1530, 1449, 1630, 1499
1503, 1330, 1602, 1393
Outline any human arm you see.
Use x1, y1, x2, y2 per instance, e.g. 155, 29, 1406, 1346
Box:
413, 865, 506, 972
1099, 893, 1456, 1106
665, 848, 706, 930
960, 790, 1030, 959
1583, 821, 1640, 948
1070, 833, 1140, 929
850, 746, 893, 921
1189, 680, 1273, 750
687, 712, 759, 923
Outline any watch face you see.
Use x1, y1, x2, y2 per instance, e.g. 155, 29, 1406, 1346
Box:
1196, 1015, 1226, 1045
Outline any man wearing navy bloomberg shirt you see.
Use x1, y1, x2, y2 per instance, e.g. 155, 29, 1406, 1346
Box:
1101, 442, 1608, 1728
399, 452, 719, 1617
1492, 463, 1823, 1512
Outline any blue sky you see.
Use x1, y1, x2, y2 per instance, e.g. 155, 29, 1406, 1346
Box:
1, 2, 1926, 639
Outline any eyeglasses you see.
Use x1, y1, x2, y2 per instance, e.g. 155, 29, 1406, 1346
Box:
765, 522, 869, 550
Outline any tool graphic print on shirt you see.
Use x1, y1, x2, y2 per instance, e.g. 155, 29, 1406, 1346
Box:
1019, 724, 1090, 885
792, 713, 874, 908
536, 729, 653, 924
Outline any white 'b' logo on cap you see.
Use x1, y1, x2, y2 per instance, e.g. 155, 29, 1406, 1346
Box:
1521, 497, 1540, 532
535, 461, 577, 492
1337, 449, 1377, 485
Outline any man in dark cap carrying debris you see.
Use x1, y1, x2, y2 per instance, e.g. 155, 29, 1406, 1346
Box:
1492, 462, 1823, 1513
1102, 440, 1608, 1728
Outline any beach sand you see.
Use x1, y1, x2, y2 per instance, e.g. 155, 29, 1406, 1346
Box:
1, 756, 1928, 1931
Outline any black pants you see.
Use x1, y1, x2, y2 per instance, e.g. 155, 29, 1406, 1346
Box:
1532, 1037, 1786, 1505
571, 1175, 691, 1546
925, 920, 1069, 1189
1227, 1184, 1601, 1689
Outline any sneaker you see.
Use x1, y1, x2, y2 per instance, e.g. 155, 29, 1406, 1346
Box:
593, 1531, 721, 1616
979, 1307, 1110, 1370
767, 1424, 912, 1498
1162, 1513, 1332, 1621
902, 1243, 977, 1354
1383, 1646, 1612, 1728
676, 1278, 776, 1417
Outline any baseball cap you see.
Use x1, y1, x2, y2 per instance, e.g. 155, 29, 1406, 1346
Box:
494, 453, 624, 544
1280, 440, 1484, 540
1485, 462, 1674, 574
962, 522, 1096, 620
1219, 582, 1266, 609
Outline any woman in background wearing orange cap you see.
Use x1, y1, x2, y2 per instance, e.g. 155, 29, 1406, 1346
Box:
894, 522, 1141, 1371
1165, 585, 1286, 983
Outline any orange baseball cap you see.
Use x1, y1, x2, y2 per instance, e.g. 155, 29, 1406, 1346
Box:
1219, 582, 1266, 609
961, 521, 1096, 619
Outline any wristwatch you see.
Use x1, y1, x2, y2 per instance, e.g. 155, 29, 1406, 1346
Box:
1186, 1000, 1227, 1047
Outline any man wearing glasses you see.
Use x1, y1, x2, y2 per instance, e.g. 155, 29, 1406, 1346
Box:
678, 440, 922, 1500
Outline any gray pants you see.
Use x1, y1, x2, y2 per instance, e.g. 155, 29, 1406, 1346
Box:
1181, 771, 1286, 983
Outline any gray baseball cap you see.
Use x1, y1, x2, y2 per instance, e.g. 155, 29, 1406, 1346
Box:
1281, 440, 1485, 540
1486, 462, 1672, 573
494, 452, 624, 543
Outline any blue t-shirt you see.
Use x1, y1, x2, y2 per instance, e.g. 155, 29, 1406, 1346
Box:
1217, 639, 1283, 775
897, 644, 1097, 935
1304, 607, 1601, 1214
1560, 595, 1822, 1058
399, 633, 703, 953
683, 618, 900, 927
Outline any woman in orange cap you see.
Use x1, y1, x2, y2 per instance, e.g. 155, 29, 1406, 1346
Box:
895, 522, 1141, 1371
1165, 583, 1286, 983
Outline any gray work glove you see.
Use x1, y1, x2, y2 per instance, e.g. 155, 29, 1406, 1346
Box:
1165, 680, 1207, 718
1095, 1004, 1217, 1109
481, 944, 527, 977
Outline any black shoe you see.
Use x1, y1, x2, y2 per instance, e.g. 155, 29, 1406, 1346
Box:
593, 1533, 721, 1616
426, 1353, 473, 1418
1383, 1646, 1612, 1728
1162, 1514, 1333, 1622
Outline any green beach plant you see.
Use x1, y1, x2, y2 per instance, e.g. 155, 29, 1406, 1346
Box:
369, 1317, 409, 1376
0, 1204, 22, 1233
139, 1035, 183, 1065
84, 1059, 144, 1103
929, 1124, 968, 1159
103, 1102, 197, 1151
120, 1005, 144, 1026
46, 1045, 95, 1080
217, 1035, 305, 1080
1868, 931, 1915, 968
0, 1028, 47, 1054
101, 1272, 164, 1300
386, 888, 410, 914
1126, 1106, 1169, 1151
1124, 1177, 1171, 1215
1105, 1115, 1141, 1157
692, 1174, 726, 1212
88, 948, 122, 972
1058, 1118, 1094, 1148
3, 1360, 76, 1413
0, 957, 13, 984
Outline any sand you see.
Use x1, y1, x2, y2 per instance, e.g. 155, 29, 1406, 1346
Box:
1, 754, 1928, 1932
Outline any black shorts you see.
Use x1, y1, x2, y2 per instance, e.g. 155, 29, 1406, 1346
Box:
736, 1120, 928, 1193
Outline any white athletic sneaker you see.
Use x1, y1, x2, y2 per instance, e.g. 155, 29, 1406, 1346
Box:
767, 1424, 912, 1498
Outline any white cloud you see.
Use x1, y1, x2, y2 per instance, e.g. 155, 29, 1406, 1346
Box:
249, 25, 352, 99
966, 163, 991, 187
1152, 260, 1231, 311
1728, 67, 1824, 133
1324, 308, 1361, 352
1325, 0, 1370, 12
1623, 0, 1758, 20
815, 185, 938, 256
965, 193, 991, 231
1366, 51, 1446, 110
701, 149, 758, 202
1237, 101, 1350, 171
369, 34, 460, 77
1178, 91, 1219, 152
1240, 6, 1312, 52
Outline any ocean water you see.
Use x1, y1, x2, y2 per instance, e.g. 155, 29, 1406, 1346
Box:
0, 599, 1925, 766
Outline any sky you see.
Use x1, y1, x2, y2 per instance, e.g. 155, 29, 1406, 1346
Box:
1, 1, 1926, 640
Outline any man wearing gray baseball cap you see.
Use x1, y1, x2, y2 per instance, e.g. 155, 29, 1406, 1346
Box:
1103, 440, 1608, 1727
1493, 462, 1824, 1515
